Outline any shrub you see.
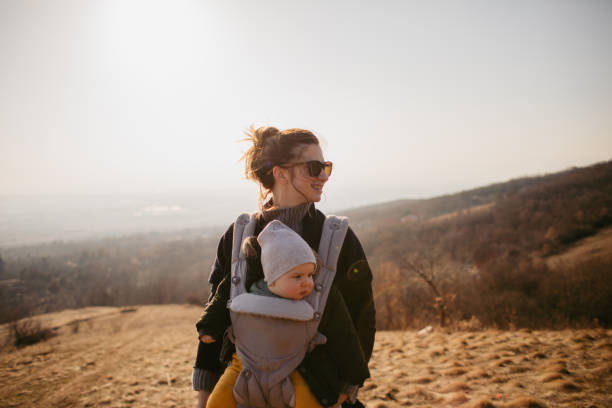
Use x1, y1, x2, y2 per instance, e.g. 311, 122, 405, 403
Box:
9, 318, 56, 348
455, 316, 483, 331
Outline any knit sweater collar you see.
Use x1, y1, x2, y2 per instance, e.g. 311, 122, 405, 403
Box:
261, 201, 310, 233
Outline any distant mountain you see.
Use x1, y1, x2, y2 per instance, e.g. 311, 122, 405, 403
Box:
0, 192, 253, 247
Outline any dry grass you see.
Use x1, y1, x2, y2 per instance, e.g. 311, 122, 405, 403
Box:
546, 226, 612, 267
426, 203, 495, 225
0, 306, 611, 408
0, 305, 197, 408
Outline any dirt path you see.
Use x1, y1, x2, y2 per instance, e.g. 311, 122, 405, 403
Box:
1, 305, 199, 407
1, 305, 610, 407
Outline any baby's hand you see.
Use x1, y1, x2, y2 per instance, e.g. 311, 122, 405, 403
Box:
199, 335, 216, 344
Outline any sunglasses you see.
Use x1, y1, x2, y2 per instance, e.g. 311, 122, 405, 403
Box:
283, 160, 333, 177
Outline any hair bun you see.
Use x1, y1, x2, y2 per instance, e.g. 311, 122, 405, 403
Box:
254, 126, 279, 148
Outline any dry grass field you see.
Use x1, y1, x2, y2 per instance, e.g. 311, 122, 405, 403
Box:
1, 305, 610, 408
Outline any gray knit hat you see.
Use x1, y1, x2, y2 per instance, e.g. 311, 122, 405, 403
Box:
257, 220, 316, 284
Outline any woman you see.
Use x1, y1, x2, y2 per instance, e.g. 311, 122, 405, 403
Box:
193, 126, 376, 407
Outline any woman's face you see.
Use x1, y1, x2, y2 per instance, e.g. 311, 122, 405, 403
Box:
285, 143, 329, 203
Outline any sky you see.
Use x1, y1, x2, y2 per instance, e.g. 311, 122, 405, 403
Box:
1, 0, 611, 219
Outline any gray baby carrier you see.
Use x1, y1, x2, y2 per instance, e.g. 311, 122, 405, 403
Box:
227, 213, 349, 408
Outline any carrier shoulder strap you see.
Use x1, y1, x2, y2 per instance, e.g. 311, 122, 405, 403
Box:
309, 215, 349, 320
230, 212, 258, 299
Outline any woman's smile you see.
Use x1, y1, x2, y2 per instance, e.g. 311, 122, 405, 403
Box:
311, 183, 324, 192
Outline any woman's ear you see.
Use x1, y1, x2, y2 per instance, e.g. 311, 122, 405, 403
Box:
272, 166, 289, 185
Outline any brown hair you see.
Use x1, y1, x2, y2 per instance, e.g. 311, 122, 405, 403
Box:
241, 125, 319, 206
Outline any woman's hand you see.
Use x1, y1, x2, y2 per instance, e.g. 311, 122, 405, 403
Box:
199, 335, 216, 343
197, 390, 210, 408
332, 393, 347, 408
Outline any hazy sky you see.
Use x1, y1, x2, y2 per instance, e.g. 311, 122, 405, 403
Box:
2, 0, 611, 213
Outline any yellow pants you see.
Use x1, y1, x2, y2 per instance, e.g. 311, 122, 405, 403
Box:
207, 353, 323, 408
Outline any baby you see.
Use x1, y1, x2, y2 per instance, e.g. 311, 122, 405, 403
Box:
196, 220, 369, 408
201, 220, 317, 350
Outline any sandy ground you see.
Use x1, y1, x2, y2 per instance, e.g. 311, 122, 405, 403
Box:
1, 305, 610, 408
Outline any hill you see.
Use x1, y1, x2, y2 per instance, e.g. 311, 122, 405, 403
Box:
349, 160, 612, 329
1, 305, 610, 408
345, 160, 612, 254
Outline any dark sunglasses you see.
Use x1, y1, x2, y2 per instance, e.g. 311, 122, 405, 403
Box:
283, 160, 333, 177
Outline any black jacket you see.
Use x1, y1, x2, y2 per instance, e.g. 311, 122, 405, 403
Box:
194, 205, 376, 406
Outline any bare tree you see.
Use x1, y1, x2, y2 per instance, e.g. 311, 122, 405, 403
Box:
397, 254, 455, 328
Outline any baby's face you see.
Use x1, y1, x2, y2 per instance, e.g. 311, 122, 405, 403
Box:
269, 263, 315, 300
